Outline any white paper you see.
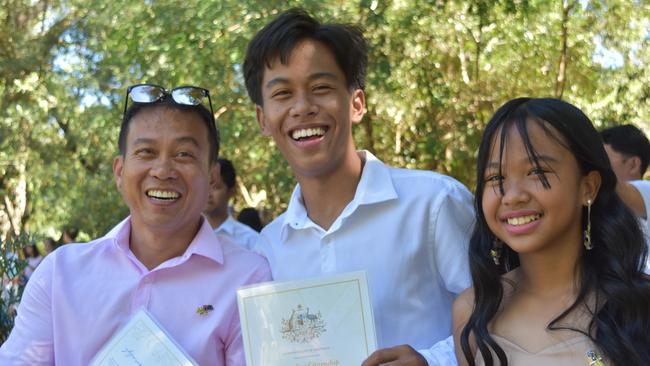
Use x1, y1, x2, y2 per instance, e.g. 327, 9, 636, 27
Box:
90, 308, 198, 366
237, 271, 377, 366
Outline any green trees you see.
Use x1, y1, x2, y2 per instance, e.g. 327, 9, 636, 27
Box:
1, 0, 648, 240
0, 234, 31, 343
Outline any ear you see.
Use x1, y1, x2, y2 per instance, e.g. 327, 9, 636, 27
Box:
209, 161, 221, 189
350, 89, 366, 125
628, 156, 642, 178
113, 156, 124, 191
581, 170, 602, 204
256, 105, 271, 136
227, 185, 237, 200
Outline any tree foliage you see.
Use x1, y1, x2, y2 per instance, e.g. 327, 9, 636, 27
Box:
1, 0, 649, 240
0, 233, 31, 343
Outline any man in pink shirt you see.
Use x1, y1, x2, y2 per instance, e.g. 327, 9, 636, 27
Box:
0, 84, 271, 365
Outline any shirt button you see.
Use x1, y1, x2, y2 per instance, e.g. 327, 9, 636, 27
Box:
143, 277, 152, 284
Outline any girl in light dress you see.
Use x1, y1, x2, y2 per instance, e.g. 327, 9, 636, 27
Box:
453, 98, 650, 365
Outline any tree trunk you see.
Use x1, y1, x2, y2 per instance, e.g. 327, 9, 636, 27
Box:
555, 0, 575, 99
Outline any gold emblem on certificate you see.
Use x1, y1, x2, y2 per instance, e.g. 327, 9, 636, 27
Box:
281, 304, 326, 343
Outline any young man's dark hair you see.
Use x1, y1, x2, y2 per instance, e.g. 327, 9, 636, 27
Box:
119, 97, 220, 163
601, 124, 650, 176
217, 158, 236, 189
243, 8, 367, 106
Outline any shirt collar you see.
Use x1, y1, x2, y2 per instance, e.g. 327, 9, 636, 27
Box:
106, 216, 224, 266
281, 150, 398, 238
214, 216, 236, 236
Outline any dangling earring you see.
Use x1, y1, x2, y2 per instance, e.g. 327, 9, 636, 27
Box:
584, 199, 593, 250
490, 238, 503, 265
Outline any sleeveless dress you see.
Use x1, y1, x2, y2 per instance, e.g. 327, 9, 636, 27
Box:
475, 334, 606, 365
475, 298, 607, 366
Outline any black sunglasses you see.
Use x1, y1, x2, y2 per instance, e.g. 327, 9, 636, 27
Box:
123, 83, 215, 119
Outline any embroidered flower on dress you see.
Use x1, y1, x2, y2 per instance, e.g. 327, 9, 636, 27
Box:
585, 350, 604, 366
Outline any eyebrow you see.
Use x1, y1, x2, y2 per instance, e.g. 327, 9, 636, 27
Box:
175, 136, 200, 147
486, 154, 559, 170
131, 136, 200, 148
132, 138, 155, 146
265, 72, 339, 89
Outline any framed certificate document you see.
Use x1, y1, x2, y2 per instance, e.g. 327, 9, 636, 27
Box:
90, 308, 198, 366
237, 271, 377, 366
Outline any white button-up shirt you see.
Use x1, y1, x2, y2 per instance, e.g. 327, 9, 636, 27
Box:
214, 216, 260, 250
254, 151, 474, 365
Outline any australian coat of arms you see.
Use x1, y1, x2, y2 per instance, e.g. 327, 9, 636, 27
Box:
280, 304, 327, 343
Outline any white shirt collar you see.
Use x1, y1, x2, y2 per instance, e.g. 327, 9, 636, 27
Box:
214, 215, 237, 236
280, 151, 398, 239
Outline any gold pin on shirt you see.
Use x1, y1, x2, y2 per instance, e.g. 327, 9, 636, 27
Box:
196, 305, 214, 315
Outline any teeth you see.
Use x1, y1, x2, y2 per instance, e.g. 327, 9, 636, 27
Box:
147, 190, 179, 200
506, 215, 540, 226
291, 127, 325, 140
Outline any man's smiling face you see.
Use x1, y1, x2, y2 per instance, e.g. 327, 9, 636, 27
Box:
113, 105, 216, 233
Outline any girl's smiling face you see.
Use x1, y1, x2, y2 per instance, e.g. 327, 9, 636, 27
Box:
481, 120, 599, 257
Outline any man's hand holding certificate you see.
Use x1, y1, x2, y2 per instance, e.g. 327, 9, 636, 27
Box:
237, 271, 377, 366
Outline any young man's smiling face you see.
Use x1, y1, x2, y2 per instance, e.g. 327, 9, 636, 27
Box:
255, 39, 365, 178
113, 105, 217, 234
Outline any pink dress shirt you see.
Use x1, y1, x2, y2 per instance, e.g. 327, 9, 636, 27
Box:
0, 217, 271, 365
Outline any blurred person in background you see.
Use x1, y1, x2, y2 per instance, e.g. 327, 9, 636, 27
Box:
21, 244, 43, 281
601, 124, 650, 273
237, 207, 263, 232
204, 158, 260, 249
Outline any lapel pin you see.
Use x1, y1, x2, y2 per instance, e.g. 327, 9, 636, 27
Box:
196, 305, 214, 315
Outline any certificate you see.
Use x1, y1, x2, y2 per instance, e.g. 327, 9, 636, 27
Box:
237, 271, 377, 366
90, 308, 198, 366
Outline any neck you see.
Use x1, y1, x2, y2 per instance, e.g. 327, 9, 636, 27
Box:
296, 151, 364, 230
617, 181, 646, 218
516, 239, 583, 298
129, 217, 202, 270
205, 210, 229, 229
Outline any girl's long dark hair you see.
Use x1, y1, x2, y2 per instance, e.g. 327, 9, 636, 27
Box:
461, 98, 650, 365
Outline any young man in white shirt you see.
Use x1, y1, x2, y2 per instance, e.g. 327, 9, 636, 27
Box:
204, 158, 260, 249
601, 124, 650, 273
243, 9, 474, 365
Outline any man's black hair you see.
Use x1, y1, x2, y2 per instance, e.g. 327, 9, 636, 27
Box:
243, 8, 367, 106
600, 124, 650, 175
238, 207, 263, 232
217, 158, 236, 189
118, 97, 220, 164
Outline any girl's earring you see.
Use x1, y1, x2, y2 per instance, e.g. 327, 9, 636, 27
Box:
584, 199, 593, 250
490, 238, 503, 265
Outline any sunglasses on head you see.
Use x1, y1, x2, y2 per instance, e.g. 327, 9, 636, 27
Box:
123, 83, 215, 119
